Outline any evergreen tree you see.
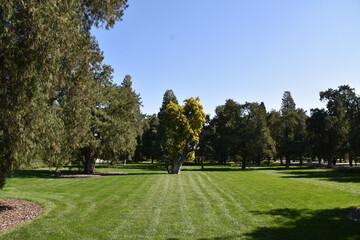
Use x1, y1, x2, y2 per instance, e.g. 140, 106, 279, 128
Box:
197, 115, 216, 168
279, 91, 299, 169
267, 110, 283, 164
0, 0, 128, 187
320, 88, 349, 168
157, 90, 178, 163
336, 85, 359, 166
137, 114, 161, 163
306, 108, 328, 164
212, 99, 242, 164
238, 102, 276, 169
80, 74, 143, 173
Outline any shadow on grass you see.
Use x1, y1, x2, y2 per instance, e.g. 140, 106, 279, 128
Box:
117, 163, 166, 172
245, 207, 360, 240
182, 165, 314, 172
167, 236, 241, 240
11, 170, 53, 179
182, 167, 242, 172
279, 168, 360, 183
123, 172, 166, 176
11, 168, 166, 179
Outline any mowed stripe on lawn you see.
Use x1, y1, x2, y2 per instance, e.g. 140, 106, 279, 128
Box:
1, 166, 360, 239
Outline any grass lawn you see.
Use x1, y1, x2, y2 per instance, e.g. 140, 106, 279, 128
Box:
0, 164, 360, 240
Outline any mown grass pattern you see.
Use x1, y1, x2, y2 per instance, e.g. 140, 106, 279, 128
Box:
0, 164, 360, 239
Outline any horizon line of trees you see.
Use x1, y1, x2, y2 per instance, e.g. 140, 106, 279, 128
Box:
135, 85, 360, 170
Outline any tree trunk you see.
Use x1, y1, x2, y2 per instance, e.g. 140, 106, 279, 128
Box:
168, 147, 189, 174
241, 160, 246, 170
349, 155, 353, 167
151, 158, 154, 164
318, 156, 321, 165
167, 138, 198, 174
327, 153, 333, 168
168, 154, 186, 174
299, 156, 303, 166
285, 155, 290, 169
124, 159, 127, 166
280, 156, 283, 165
267, 157, 270, 166
84, 149, 95, 174
171, 160, 182, 174
201, 157, 204, 170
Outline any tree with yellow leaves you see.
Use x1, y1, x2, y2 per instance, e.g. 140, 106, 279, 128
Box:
163, 97, 206, 174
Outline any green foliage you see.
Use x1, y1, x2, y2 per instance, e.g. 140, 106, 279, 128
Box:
306, 86, 350, 167
306, 108, 328, 160
197, 115, 217, 163
163, 97, 206, 173
213, 100, 276, 169
134, 114, 161, 162
278, 91, 308, 168
79, 73, 143, 173
267, 110, 282, 159
0, 0, 129, 187
212, 99, 242, 164
157, 89, 179, 161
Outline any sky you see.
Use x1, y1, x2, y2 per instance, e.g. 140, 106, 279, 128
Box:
92, 0, 360, 117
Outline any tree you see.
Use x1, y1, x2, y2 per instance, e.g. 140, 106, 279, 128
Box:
212, 100, 276, 169
80, 74, 143, 174
163, 97, 206, 174
134, 114, 161, 163
238, 102, 276, 169
279, 91, 299, 169
197, 115, 217, 169
0, 0, 129, 187
212, 99, 242, 164
320, 88, 348, 168
306, 108, 328, 164
267, 110, 283, 164
293, 108, 308, 165
157, 89, 179, 163
336, 85, 359, 166
0, 1, 88, 186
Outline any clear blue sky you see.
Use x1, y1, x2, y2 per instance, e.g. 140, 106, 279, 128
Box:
92, 0, 360, 116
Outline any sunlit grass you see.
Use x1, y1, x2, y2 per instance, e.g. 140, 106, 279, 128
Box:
0, 164, 359, 239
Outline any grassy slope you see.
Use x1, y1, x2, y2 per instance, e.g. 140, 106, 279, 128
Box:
0, 165, 359, 240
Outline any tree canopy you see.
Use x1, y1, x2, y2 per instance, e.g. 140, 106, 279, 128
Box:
0, 0, 129, 188
163, 97, 206, 174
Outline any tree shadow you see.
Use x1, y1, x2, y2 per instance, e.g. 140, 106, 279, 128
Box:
182, 165, 314, 172
279, 168, 360, 183
196, 236, 241, 240
245, 207, 360, 240
182, 167, 242, 172
11, 168, 166, 179
167, 235, 241, 240
123, 172, 166, 176
116, 163, 166, 172
11, 170, 53, 179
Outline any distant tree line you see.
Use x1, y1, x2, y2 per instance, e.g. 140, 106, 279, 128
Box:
135, 85, 360, 170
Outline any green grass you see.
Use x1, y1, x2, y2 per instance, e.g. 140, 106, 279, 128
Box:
0, 164, 360, 239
